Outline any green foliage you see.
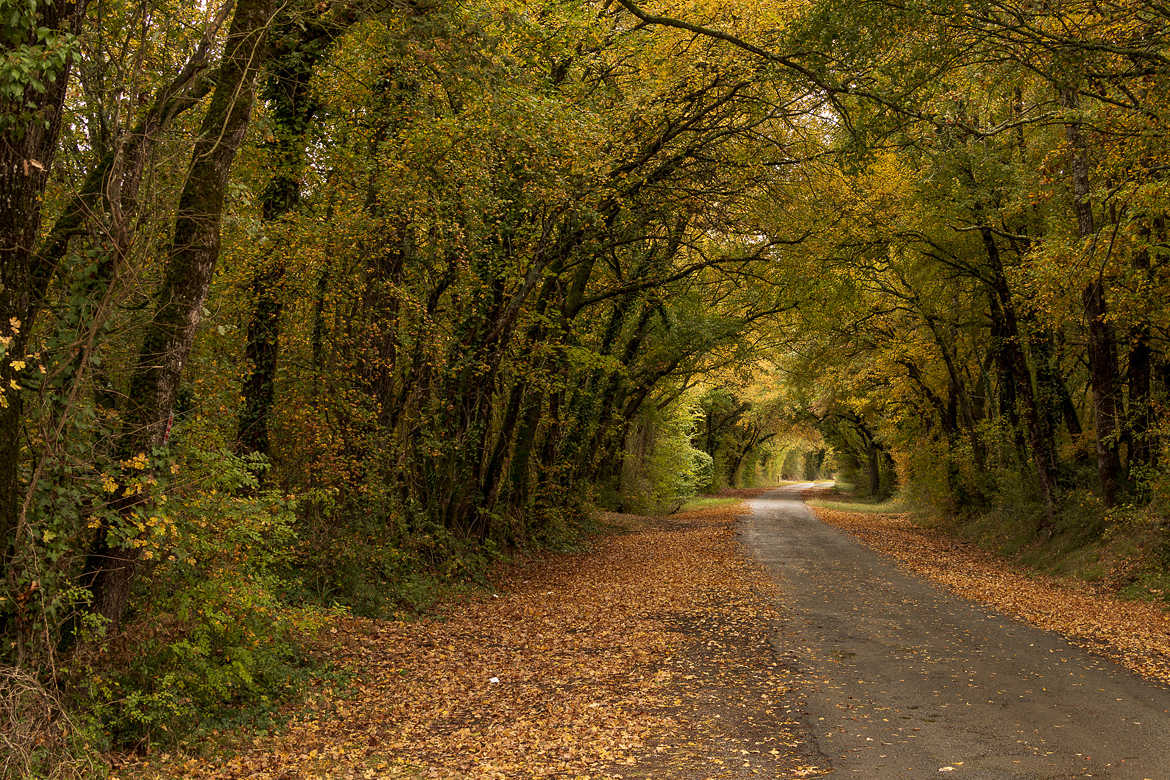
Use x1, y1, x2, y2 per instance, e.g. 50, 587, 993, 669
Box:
694, 385, 787, 491
0, 0, 77, 131
621, 401, 712, 515
65, 448, 335, 747
288, 488, 498, 618
6, 0, 1170, 766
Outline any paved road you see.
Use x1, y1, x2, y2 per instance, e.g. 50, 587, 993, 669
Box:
740, 484, 1170, 779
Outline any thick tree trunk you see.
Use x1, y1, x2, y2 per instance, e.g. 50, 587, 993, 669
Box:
980, 228, 1059, 522
1128, 332, 1153, 473
238, 267, 284, 456
867, 444, 881, 497
1126, 234, 1156, 477
1060, 86, 1122, 506
987, 294, 1028, 460
0, 0, 88, 568
82, 0, 276, 627
481, 381, 526, 512
507, 390, 545, 509
237, 16, 338, 457
1083, 279, 1123, 505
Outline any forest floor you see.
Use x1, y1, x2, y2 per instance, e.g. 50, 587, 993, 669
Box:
115, 487, 1170, 779
117, 500, 825, 779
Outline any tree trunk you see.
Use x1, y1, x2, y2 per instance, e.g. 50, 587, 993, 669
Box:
980, 228, 1059, 522
1128, 330, 1153, 474
1127, 232, 1156, 477
0, 0, 88, 569
507, 389, 545, 509
82, 0, 276, 627
1060, 86, 1122, 506
238, 266, 284, 456
921, 315, 987, 474
867, 444, 881, 497
987, 294, 1028, 461
237, 15, 339, 457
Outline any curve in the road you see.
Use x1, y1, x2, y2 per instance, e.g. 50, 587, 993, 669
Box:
740, 484, 1170, 780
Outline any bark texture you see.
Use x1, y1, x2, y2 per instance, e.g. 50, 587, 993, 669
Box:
82, 0, 276, 626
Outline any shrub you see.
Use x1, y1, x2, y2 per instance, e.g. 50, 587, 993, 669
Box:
66, 448, 337, 747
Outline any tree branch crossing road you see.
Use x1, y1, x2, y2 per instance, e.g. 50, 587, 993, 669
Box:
741, 485, 1170, 779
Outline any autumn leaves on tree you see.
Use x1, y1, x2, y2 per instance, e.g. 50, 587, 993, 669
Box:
1, 0, 1169, 768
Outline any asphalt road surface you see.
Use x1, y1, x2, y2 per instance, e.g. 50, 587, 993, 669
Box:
740, 484, 1170, 779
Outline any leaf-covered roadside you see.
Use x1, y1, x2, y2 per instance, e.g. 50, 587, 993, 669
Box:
811, 506, 1170, 686
117, 505, 823, 779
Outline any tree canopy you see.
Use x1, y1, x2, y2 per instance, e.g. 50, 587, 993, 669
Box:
3, 0, 1170, 768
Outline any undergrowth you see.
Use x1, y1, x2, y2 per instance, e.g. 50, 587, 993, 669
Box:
820, 481, 1170, 605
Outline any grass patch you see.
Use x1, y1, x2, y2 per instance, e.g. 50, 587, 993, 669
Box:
842, 485, 1170, 606
937, 490, 1118, 585
812, 479, 1170, 608
679, 496, 743, 512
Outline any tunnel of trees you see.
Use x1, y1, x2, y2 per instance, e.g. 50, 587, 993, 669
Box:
3, 0, 1170, 763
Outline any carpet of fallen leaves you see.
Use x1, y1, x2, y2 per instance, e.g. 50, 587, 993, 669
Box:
811, 505, 1170, 686
120, 505, 823, 779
